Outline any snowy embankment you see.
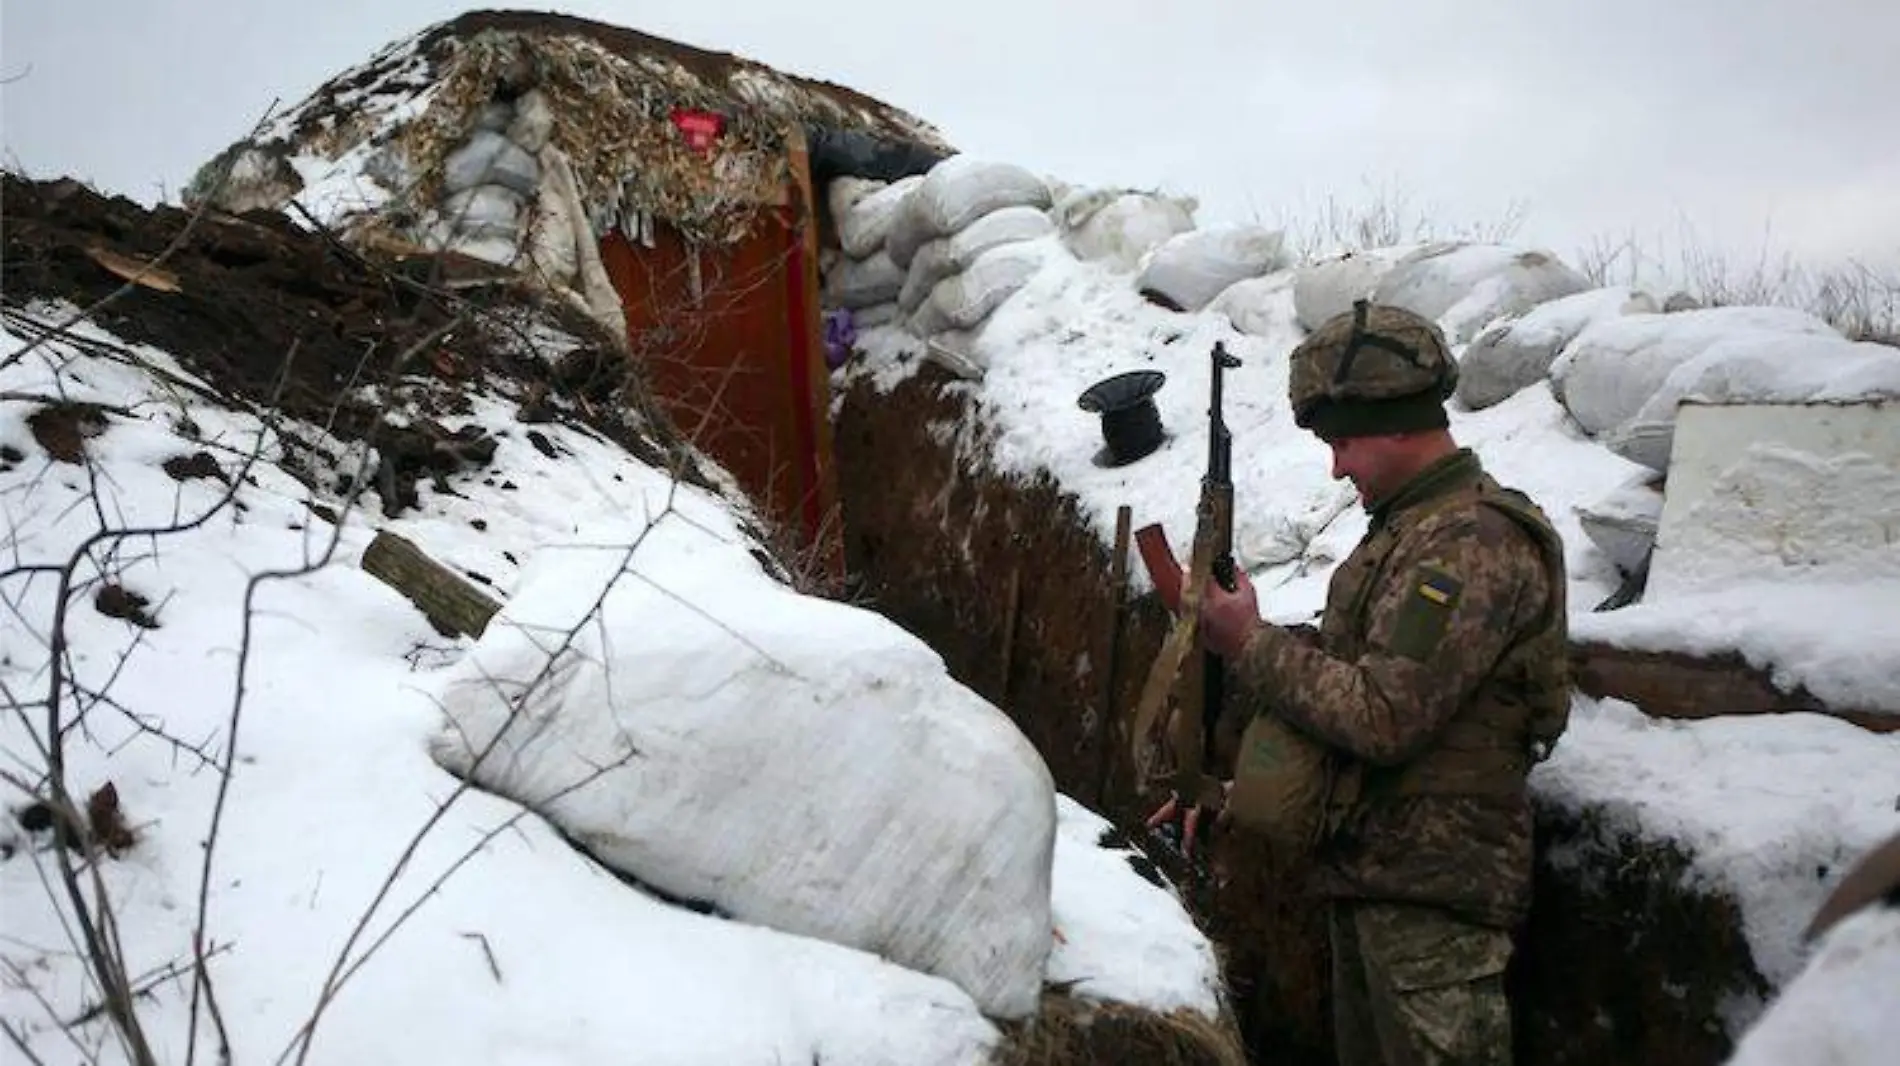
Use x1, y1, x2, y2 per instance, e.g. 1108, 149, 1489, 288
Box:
826, 157, 1900, 1055
0, 304, 1221, 1064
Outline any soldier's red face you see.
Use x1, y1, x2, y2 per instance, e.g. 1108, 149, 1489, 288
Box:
1326, 435, 1402, 503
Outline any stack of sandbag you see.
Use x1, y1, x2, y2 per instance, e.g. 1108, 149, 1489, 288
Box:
1546, 306, 1882, 471
823, 176, 919, 329
1136, 223, 1290, 313
1455, 286, 1658, 410
1052, 185, 1197, 272
429, 509, 1060, 1021
1290, 241, 1590, 345
1367, 242, 1591, 344
885, 156, 1057, 343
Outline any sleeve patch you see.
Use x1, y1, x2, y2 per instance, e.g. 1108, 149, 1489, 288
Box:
1387, 565, 1463, 661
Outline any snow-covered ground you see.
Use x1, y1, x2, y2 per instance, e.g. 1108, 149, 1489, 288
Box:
0, 306, 1222, 1064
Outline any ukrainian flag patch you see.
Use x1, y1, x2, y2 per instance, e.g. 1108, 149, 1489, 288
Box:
1388, 565, 1464, 661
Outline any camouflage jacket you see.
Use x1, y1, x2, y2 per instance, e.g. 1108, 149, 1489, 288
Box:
1237, 448, 1567, 928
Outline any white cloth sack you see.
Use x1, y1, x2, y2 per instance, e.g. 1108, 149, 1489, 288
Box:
1058, 189, 1197, 273
899, 206, 1055, 312
833, 176, 922, 260
824, 250, 906, 310
1575, 475, 1663, 574
1370, 242, 1590, 343
1455, 286, 1658, 410
1549, 306, 1841, 438
1137, 224, 1290, 313
886, 157, 1051, 268
1607, 328, 1900, 471
1291, 246, 1416, 332
444, 129, 541, 198
913, 240, 1051, 336
427, 511, 1059, 1020
1206, 270, 1297, 338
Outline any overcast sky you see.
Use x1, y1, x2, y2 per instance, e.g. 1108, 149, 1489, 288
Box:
6, 0, 1897, 278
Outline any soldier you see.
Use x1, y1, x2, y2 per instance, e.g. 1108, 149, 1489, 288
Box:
1196, 300, 1572, 1066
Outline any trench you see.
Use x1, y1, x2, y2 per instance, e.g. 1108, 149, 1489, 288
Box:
834, 364, 1773, 1066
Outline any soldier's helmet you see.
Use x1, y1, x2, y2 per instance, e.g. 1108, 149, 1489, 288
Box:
1288, 300, 1458, 440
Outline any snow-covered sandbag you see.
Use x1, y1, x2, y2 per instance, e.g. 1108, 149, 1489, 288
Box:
1058, 190, 1197, 273
1549, 306, 1841, 438
899, 206, 1055, 312
887, 157, 1051, 268
824, 250, 905, 311
1606, 332, 1900, 470
853, 302, 904, 330
1725, 906, 1900, 1066
920, 240, 1052, 335
1455, 286, 1658, 410
1292, 247, 1415, 331
1575, 475, 1663, 574
837, 175, 921, 261
506, 89, 555, 154
441, 184, 524, 241
1370, 243, 1590, 343
426, 512, 1059, 1020
1206, 269, 1297, 339
443, 129, 541, 198
1137, 224, 1290, 313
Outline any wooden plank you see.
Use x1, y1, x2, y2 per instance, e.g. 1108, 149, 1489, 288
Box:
361, 531, 502, 639
782, 123, 845, 587
1569, 640, 1898, 734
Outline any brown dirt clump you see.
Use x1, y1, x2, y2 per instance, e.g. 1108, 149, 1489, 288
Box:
26, 401, 110, 464
991, 991, 1247, 1066
1, 173, 710, 512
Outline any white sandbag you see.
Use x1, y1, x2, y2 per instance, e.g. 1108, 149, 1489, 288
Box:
441, 184, 524, 242
837, 176, 920, 261
924, 240, 1051, 333
1575, 475, 1663, 574
1549, 306, 1840, 437
1608, 328, 1900, 471
444, 129, 541, 198
1725, 907, 1900, 1066
824, 250, 905, 311
888, 157, 1051, 267
1137, 224, 1290, 313
1371, 242, 1590, 343
850, 302, 903, 330
506, 89, 555, 154
1455, 286, 1658, 410
427, 511, 1058, 1020
1292, 246, 1416, 332
1206, 269, 1298, 338
1059, 190, 1197, 273
900, 206, 1056, 313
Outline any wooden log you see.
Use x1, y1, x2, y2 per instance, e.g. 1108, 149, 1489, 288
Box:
1093, 504, 1134, 808
361, 530, 502, 639
1570, 640, 1899, 734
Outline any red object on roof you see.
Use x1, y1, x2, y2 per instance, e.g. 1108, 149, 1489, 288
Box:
670, 108, 726, 156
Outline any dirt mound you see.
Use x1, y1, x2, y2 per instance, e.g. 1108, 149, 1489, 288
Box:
2, 173, 705, 513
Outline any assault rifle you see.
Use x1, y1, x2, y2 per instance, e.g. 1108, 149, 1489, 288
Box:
1131, 340, 1242, 864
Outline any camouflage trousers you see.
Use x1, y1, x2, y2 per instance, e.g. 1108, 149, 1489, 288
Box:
1330, 901, 1515, 1066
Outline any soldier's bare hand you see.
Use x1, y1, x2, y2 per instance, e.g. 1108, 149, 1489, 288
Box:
1200, 568, 1259, 659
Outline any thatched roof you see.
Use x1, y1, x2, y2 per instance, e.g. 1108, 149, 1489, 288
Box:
190, 9, 953, 246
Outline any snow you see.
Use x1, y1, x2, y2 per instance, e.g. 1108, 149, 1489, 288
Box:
1724, 905, 1900, 1066
1530, 696, 1900, 990
0, 305, 1223, 1063
426, 500, 1061, 1019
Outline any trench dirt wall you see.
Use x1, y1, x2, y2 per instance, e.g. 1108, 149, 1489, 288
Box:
835, 365, 1781, 1066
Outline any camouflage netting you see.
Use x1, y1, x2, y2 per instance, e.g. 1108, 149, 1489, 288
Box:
189, 10, 953, 249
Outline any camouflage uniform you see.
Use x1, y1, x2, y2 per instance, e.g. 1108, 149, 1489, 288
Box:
1236, 301, 1570, 1066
